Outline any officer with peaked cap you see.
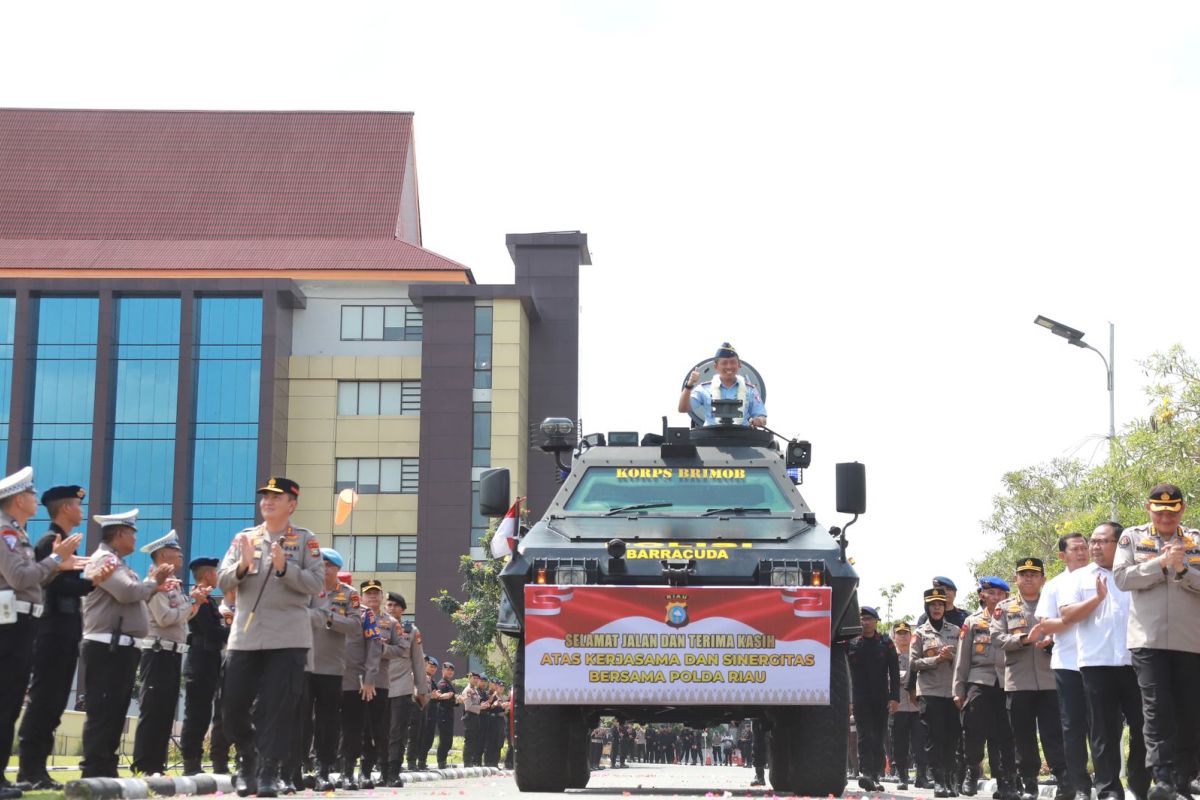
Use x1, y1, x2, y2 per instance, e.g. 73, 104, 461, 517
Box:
80, 509, 177, 778
678, 343, 768, 428
219, 477, 324, 797
380, 590, 429, 784
354, 579, 390, 786
0, 469, 87, 798
891, 621, 926, 790
911, 586, 961, 798
288, 548, 359, 792
848, 605, 900, 792
18, 484, 111, 790
132, 530, 205, 775
338, 579, 384, 789
991, 558, 1070, 800
952, 577, 1017, 799
180, 556, 229, 775
1113, 483, 1200, 800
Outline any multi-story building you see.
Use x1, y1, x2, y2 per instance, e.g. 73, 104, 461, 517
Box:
0, 108, 587, 654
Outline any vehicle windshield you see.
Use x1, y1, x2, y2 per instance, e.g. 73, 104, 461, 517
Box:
563, 466, 794, 514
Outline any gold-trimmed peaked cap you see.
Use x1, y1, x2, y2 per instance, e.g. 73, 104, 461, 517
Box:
1147, 483, 1184, 513
257, 476, 300, 497
923, 587, 948, 604
1016, 557, 1045, 574
893, 622, 912, 634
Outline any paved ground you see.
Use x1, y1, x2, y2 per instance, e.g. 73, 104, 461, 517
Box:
377, 763, 933, 800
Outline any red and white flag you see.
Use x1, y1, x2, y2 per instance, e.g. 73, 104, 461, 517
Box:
489, 497, 522, 559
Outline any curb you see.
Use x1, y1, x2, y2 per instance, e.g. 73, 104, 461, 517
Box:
64, 768, 511, 799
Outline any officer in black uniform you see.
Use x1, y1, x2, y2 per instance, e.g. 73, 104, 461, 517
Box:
432, 661, 458, 769
179, 557, 229, 775
16, 485, 94, 790
849, 605, 901, 792
409, 655, 439, 770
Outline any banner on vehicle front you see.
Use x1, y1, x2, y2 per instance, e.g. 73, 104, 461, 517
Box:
523, 585, 831, 705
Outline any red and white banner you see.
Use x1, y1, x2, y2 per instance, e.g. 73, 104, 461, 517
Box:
524, 585, 831, 706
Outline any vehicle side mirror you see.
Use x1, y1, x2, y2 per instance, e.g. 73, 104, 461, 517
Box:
835, 462, 866, 515
479, 468, 511, 516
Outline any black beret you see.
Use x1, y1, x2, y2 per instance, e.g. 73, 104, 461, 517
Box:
41, 485, 86, 506
387, 592, 407, 608
189, 557, 219, 572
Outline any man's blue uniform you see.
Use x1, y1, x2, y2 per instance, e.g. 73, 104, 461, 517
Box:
690, 380, 767, 426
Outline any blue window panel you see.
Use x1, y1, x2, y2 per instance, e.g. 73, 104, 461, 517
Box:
0, 296, 14, 467
29, 297, 98, 533
188, 297, 262, 566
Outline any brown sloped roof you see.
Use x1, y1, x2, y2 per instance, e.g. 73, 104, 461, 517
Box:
0, 108, 417, 241
0, 238, 473, 278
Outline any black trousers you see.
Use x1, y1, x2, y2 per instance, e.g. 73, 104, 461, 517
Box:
1130, 648, 1200, 784
17, 621, 80, 776
483, 713, 503, 766
463, 713, 481, 766
891, 710, 926, 778
339, 690, 366, 766
388, 694, 414, 766
753, 724, 766, 781
179, 650, 222, 762
360, 686, 389, 771
435, 713, 454, 767
0, 616, 37, 777
920, 695, 961, 776
131, 648, 183, 774
1007, 689, 1067, 785
1081, 665, 1149, 800
298, 672, 342, 767
962, 683, 1015, 780
855, 697, 889, 777
1053, 669, 1093, 793
80, 639, 141, 778
406, 700, 428, 768
416, 704, 437, 768
223, 648, 307, 764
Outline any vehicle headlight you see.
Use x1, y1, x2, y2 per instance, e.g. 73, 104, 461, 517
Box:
770, 567, 801, 587
556, 565, 589, 585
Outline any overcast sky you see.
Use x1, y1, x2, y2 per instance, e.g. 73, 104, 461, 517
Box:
5, 1, 1200, 617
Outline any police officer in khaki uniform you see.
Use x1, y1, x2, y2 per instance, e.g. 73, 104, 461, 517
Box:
132, 531, 205, 775
892, 622, 926, 790
80, 509, 177, 778
991, 558, 1070, 800
380, 591, 429, 784
953, 576, 1017, 799
355, 581, 391, 785
17, 484, 101, 792
289, 548, 359, 792
1113, 484, 1200, 800
219, 477, 324, 798
338, 580, 383, 789
460, 671, 484, 767
0, 468, 86, 799
911, 586, 961, 798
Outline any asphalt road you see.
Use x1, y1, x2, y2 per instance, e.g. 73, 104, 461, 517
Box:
383, 763, 932, 800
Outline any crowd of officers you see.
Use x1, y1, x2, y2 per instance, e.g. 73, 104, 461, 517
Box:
588, 722, 757, 770
0, 469, 511, 800
848, 483, 1200, 800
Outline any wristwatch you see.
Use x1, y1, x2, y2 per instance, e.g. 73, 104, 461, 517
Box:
47, 553, 62, 565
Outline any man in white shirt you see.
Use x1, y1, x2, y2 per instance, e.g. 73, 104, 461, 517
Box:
1058, 523, 1148, 800
1035, 533, 1093, 800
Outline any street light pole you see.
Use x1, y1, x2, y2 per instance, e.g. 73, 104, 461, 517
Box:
1033, 316, 1117, 518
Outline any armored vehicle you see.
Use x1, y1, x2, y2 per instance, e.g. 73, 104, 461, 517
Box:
480, 408, 864, 795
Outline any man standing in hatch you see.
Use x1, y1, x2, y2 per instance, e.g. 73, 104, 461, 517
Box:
678, 343, 767, 428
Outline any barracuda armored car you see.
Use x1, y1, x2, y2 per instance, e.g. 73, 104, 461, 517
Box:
479, 414, 865, 795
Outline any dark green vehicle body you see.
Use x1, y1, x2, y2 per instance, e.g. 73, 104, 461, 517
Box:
484, 424, 863, 795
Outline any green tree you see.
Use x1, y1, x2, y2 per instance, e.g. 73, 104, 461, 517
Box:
430, 519, 514, 684
877, 582, 906, 632
975, 345, 1200, 579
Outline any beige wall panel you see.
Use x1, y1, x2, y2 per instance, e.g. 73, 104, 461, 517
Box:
331, 356, 357, 379
335, 418, 381, 442
307, 358, 333, 379
492, 342, 521, 368
288, 356, 309, 380
354, 356, 380, 379
287, 439, 334, 466
377, 418, 421, 446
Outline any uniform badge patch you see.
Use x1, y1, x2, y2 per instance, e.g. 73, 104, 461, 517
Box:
351, 593, 361, 608
307, 538, 320, 555
2, 533, 17, 551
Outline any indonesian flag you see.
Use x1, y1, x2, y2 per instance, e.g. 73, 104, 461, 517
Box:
489, 498, 522, 559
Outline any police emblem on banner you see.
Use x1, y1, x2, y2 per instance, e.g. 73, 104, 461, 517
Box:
665, 593, 690, 629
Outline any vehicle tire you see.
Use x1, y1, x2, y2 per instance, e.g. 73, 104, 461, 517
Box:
775, 643, 850, 798
564, 721, 591, 789
513, 638, 570, 792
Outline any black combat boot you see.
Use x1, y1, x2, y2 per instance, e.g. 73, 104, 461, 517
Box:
935, 771, 951, 798
256, 758, 281, 798
897, 770, 910, 791
1052, 772, 1072, 800
359, 760, 376, 789
313, 762, 335, 792
234, 753, 257, 798
962, 765, 980, 796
